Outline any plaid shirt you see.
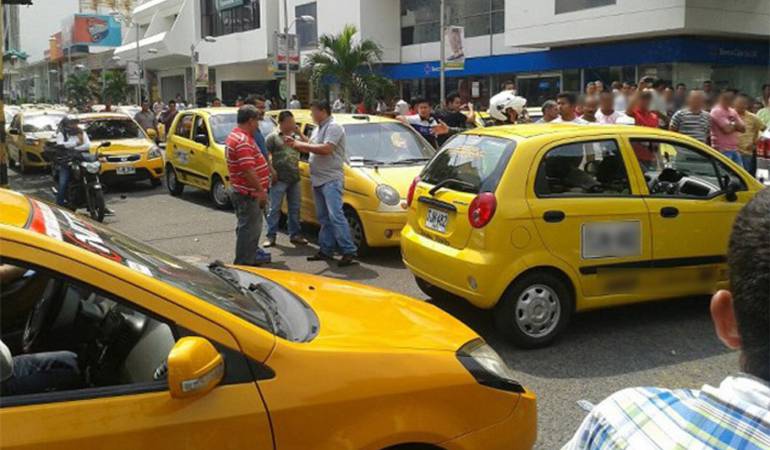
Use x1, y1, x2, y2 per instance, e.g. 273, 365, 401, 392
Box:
225, 127, 269, 197
563, 375, 770, 450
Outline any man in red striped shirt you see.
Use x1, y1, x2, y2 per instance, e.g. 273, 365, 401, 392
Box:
225, 105, 271, 266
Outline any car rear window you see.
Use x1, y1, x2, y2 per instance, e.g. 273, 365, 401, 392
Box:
420, 134, 515, 193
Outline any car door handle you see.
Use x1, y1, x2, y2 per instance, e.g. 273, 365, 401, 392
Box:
543, 210, 566, 223
660, 206, 679, 218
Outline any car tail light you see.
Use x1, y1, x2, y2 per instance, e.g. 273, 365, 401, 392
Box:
407, 176, 420, 207
469, 193, 497, 228
758, 138, 769, 158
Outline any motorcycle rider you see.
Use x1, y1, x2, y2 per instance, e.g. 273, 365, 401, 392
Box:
487, 90, 528, 125
54, 117, 90, 206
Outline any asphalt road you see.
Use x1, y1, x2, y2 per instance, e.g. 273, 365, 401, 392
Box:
8, 169, 737, 450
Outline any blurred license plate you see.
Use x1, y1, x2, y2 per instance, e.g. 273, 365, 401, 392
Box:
425, 208, 448, 233
116, 166, 135, 175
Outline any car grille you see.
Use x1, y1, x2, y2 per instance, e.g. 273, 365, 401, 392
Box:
105, 154, 141, 163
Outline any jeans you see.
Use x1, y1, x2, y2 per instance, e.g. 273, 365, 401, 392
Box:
56, 164, 71, 206
230, 191, 264, 266
267, 180, 301, 239
313, 179, 357, 256
722, 150, 744, 168
2, 351, 82, 396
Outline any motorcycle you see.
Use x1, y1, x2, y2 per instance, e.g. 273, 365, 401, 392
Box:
48, 141, 112, 222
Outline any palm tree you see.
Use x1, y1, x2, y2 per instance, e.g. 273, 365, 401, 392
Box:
102, 70, 129, 104
305, 24, 393, 107
64, 71, 95, 111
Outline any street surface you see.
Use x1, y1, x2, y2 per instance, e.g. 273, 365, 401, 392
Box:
9, 169, 737, 449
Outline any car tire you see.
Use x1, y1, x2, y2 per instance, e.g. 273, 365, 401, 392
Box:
166, 164, 184, 196
150, 177, 162, 188
344, 207, 370, 257
210, 175, 231, 210
414, 276, 453, 300
494, 271, 573, 349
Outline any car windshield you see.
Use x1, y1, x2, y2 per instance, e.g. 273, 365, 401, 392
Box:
25, 199, 317, 341
421, 134, 516, 193
81, 118, 146, 140
210, 113, 237, 144
344, 122, 436, 165
22, 114, 65, 133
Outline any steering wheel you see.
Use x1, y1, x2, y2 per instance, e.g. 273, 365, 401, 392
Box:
22, 279, 65, 353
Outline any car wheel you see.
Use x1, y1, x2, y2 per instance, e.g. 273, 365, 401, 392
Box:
414, 276, 453, 300
344, 207, 370, 256
210, 175, 231, 210
150, 177, 162, 188
166, 164, 184, 196
494, 271, 573, 349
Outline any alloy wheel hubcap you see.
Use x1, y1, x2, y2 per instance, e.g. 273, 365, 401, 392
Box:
213, 181, 227, 205
347, 215, 363, 246
168, 170, 177, 189
514, 284, 561, 338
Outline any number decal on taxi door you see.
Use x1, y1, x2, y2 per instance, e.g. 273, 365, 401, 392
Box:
581, 221, 641, 259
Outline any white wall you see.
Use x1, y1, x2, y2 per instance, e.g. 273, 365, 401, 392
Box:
198, 0, 279, 67
17, 0, 79, 62
684, 0, 770, 36
401, 33, 541, 64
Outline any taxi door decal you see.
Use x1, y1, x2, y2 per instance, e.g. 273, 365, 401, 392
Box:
581, 220, 641, 260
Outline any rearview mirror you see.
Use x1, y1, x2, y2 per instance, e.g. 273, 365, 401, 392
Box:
167, 337, 224, 399
194, 133, 209, 145
8, 128, 19, 135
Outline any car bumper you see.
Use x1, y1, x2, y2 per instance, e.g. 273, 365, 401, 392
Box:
359, 209, 408, 248
401, 224, 505, 309
21, 146, 51, 167
100, 158, 164, 183
442, 390, 537, 450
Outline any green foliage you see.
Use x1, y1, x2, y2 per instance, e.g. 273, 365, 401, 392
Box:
64, 71, 95, 111
102, 70, 129, 104
305, 24, 394, 105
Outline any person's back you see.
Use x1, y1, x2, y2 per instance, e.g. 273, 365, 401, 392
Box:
564, 189, 770, 450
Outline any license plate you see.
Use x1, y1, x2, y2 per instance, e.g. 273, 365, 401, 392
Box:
425, 208, 448, 233
116, 166, 135, 175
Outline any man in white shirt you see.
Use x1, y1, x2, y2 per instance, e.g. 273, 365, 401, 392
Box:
553, 92, 588, 124
596, 91, 627, 124
54, 117, 90, 206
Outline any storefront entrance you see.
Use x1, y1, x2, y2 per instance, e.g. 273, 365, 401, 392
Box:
516, 73, 562, 108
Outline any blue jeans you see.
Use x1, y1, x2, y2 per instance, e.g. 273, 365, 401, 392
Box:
2, 351, 82, 396
267, 180, 301, 239
313, 179, 357, 256
722, 150, 744, 168
56, 164, 71, 206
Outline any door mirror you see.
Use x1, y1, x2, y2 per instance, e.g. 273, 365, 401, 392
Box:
167, 337, 224, 399
724, 181, 739, 202
146, 128, 158, 140
194, 133, 209, 146
8, 128, 19, 135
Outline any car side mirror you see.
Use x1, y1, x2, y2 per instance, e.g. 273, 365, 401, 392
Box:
167, 337, 224, 399
724, 181, 739, 203
194, 133, 209, 145
8, 128, 19, 135
146, 128, 157, 140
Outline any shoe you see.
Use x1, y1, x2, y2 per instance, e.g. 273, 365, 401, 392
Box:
255, 249, 272, 264
307, 252, 334, 262
338, 254, 358, 267
263, 236, 276, 248
104, 207, 115, 216
290, 235, 308, 246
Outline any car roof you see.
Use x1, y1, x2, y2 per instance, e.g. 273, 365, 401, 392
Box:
186, 107, 238, 115
0, 189, 32, 229
467, 123, 686, 140
20, 109, 66, 117
76, 112, 134, 120
267, 109, 399, 125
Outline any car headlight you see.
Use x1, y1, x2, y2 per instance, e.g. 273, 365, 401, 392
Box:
25, 137, 39, 146
376, 184, 401, 206
456, 339, 524, 393
147, 145, 162, 159
81, 161, 101, 174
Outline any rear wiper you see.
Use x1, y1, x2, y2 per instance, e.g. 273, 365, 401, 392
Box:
428, 178, 477, 196
390, 157, 431, 165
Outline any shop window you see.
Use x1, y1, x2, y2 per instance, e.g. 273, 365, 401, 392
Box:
200, 0, 261, 38
555, 0, 616, 15
295, 2, 317, 50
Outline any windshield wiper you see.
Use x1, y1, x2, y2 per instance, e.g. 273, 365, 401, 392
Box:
247, 282, 289, 338
390, 157, 431, 165
428, 178, 477, 196
207, 261, 279, 336
349, 158, 386, 166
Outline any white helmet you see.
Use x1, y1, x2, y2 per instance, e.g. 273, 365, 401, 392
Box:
488, 90, 527, 122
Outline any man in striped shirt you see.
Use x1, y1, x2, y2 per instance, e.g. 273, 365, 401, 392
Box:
225, 105, 271, 266
563, 188, 770, 450
670, 90, 712, 144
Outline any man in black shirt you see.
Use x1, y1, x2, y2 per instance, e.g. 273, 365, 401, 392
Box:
435, 91, 475, 145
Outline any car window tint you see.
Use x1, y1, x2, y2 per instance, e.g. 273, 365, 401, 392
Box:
535, 140, 630, 196
194, 116, 208, 138
209, 113, 237, 144
630, 139, 746, 198
175, 114, 194, 139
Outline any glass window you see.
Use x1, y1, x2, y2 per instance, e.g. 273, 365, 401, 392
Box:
535, 140, 630, 196
200, 0, 260, 38
81, 118, 145, 141
209, 113, 237, 144
295, 2, 318, 50
421, 134, 515, 193
194, 116, 208, 138
345, 123, 435, 165
175, 114, 194, 139
629, 139, 746, 198
21, 114, 65, 133
401, 0, 504, 44
555, 0, 616, 14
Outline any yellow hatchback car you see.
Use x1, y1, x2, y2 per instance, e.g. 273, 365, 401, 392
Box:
267, 110, 437, 254
0, 189, 536, 450
401, 124, 764, 348
6, 109, 66, 172
78, 113, 164, 187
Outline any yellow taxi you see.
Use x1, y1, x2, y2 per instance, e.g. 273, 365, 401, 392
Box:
401, 124, 764, 348
0, 189, 536, 450
266, 109, 436, 254
472, 108, 543, 128
6, 109, 66, 172
78, 113, 164, 187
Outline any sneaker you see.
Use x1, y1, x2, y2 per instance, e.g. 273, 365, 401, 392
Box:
338, 254, 358, 267
290, 235, 308, 246
307, 251, 334, 262
104, 207, 116, 216
262, 236, 276, 248
255, 249, 272, 264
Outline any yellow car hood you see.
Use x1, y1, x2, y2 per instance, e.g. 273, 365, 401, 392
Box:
254, 268, 477, 352
358, 165, 424, 197
91, 138, 152, 154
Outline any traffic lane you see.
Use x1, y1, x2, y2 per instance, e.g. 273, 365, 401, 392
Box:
7, 170, 735, 449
